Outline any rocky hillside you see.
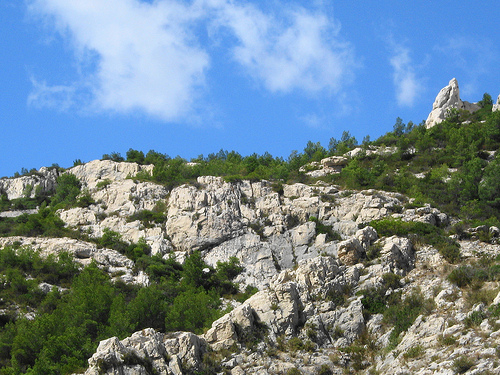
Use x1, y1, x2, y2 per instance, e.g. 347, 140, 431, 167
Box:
1, 80, 500, 374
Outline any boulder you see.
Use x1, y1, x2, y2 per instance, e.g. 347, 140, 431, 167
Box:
84, 329, 205, 375
204, 304, 255, 350
337, 238, 364, 265
379, 236, 414, 274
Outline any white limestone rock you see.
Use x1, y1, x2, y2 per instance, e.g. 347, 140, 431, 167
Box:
85, 329, 205, 375
0, 166, 59, 200
493, 93, 500, 112
204, 304, 255, 350
425, 78, 480, 129
379, 236, 414, 274
0, 236, 149, 286
68, 160, 154, 190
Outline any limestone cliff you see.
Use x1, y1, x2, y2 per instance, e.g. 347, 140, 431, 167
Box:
1, 159, 499, 374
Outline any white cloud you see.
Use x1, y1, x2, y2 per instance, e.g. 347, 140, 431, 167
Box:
205, 0, 355, 94
389, 45, 422, 107
27, 0, 356, 120
28, 0, 210, 121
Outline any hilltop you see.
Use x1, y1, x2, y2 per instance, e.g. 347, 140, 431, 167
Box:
0, 80, 500, 374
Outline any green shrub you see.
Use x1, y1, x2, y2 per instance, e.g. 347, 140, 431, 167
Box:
383, 291, 430, 347
464, 311, 486, 328
96, 179, 112, 190
360, 287, 387, 315
317, 364, 333, 375
369, 218, 460, 263
127, 209, 167, 227
50, 174, 81, 209
448, 262, 500, 288
438, 334, 457, 346
309, 216, 342, 242
382, 273, 402, 290
403, 345, 423, 359
234, 285, 258, 303
452, 355, 475, 374
447, 266, 474, 287
287, 337, 304, 352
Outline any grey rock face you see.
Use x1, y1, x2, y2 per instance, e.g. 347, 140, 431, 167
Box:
68, 160, 154, 190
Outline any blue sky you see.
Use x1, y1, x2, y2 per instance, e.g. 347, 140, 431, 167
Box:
1, 1, 499, 177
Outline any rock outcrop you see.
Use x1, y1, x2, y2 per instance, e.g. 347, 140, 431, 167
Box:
0, 236, 149, 286
493, 93, 500, 112
84, 329, 206, 375
0, 167, 59, 200
68, 160, 154, 190
82, 236, 500, 375
299, 156, 348, 178
425, 78, 480, 128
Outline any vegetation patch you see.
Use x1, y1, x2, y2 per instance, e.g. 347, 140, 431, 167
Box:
309, 216, 342, 242
369, 218, 460, 263
0, 251, 246, 374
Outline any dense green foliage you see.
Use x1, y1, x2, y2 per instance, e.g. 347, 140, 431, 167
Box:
338, 110, 500, 224
0, 248, 244, 374
359, 272, 434, 349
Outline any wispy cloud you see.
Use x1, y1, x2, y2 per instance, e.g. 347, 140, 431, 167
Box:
28, 76, 79, 111
206, 0, 356, 94
389, 44, 422, 107
27, 0, 356, 121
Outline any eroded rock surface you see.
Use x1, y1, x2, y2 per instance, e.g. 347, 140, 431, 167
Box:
426, 78, 480, 128
3, 159, 499, 374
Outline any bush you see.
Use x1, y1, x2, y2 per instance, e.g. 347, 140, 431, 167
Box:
126, 209, 167, 227
50, 174, 81, 209
287, 337, 304, 352
317, 364, 333, 375
369, 218, 460, 263
452, 355, 475, 374
447, 266, 474, 288
360, 287, 387, 315
309, 216, 342, 242
383, 291, 430, 347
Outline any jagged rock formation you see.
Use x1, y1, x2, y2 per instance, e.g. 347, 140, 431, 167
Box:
425, 78, 480, 128
81, 237, 500, 375
55, 163, 435, 289
84, 329, 206, 375
3, 159, 500, 374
